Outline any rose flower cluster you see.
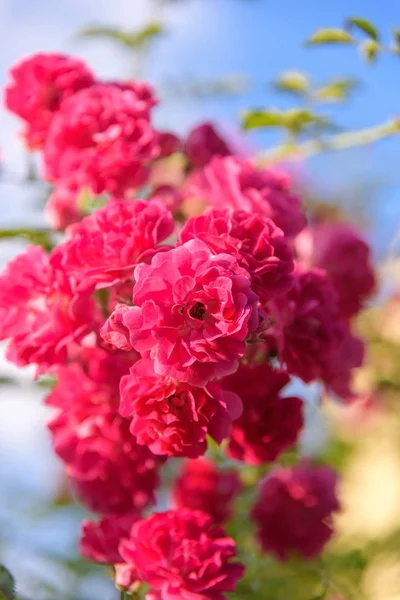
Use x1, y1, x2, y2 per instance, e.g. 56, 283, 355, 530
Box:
1, 52, 376, 598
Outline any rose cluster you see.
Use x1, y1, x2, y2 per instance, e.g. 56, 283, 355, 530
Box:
1, 52, 377, 598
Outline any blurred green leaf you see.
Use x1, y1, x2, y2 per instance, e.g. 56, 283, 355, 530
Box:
36, 375, 56, 388
274, 71, 310, 96
306, 28, 354, 45
243, 108, 332, 134
393, 27, 400, 45
0, 229, 53, 251
133, 22, 165, 48
77, 22, 164, 50
391, 27, 400, 54
0, 565, 16, 600
313, 78, 359, 103
347, 17, 379, 41
0, 377, 17, 385
359, 38, 380, 62
242, 109, 286, 130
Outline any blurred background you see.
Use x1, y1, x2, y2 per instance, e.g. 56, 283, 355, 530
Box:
0, 1, 400, 599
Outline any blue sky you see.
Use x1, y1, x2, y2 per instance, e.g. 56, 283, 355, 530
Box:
0, 0, 399, 255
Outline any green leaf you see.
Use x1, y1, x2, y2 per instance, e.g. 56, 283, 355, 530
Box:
242, 109, 286, 130
313, 77, 359, 103
77, 22, 164, 50
0, 229, 53, 251
274, 70, 310, 96
306, 28, 354, 45
78, 25, 132, 43
242, 108, 331, 134
347, 17, 379, 41
0, 565, 16, 600
391, 27, 400, 54
281, 108, 331, 134
132, 22, 164, 49
359, 38, 380, 62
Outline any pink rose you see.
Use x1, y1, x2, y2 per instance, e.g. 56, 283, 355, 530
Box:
46, 185, 83, 230
296, 222, 376, 318
5, 52, 94, 149
172, 458, 242, 523
52, 198, 174, 292
185, 156, 306, 237
120, 358, 242, 457
183, 122, 232, 169
47, 351, 162, 514
252, 462, 340, 561
221, 362, 303, 465
44, 82, 159, 196
102, 239, 259, 386
0, 245, 99, 371
180, 208, 294, 300
80, 512, 138, 565
119, 509, 245, 599
268, 266, 363, 398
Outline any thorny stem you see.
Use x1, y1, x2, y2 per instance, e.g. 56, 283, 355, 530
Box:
257, 117, 400, 164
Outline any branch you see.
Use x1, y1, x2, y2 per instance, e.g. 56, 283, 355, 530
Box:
257, 117, 400, 164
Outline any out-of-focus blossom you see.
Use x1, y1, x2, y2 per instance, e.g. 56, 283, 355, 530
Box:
185, 156, 306, 237
183, 122, 232, 169
47, 349, 162, 514
0, 245, 99, 371
252, 462, 340, 560
296, 222, 376, 318
268, 266, 364, 398
172, 458, 242, 522
44, 82, 159, 197
5, 52, 94, 149
221, 362, 303, 464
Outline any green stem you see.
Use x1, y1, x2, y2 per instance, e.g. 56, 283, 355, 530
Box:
257, 117, 400, 163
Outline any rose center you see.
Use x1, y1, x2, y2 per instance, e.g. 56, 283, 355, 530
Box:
167, 392, 187, 408
189, 302, 206, 320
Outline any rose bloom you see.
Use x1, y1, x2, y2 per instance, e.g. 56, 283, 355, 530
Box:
44, 82, 159, 197
184, 156, 306, 238
157, 131, 181, 158
296, 222, 376, 318
221, 362, 303, 465
80, 512, 138, 565
45, 185, 83, 230
268, 266, 364, 398
152, 184, 183, 213
172, 458, 242, 523
252, 462, 340, 561
0, 245, 99, 371
4, 52, 94, 149
80, 513, 140, 591
47, 350, 162, 513
180, 208, 294, 301
101, 239, 259, 387
51, 198, 174, 292
120, 358, 242, 457
183, 122, 232, 169
119, 509, 245, 600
